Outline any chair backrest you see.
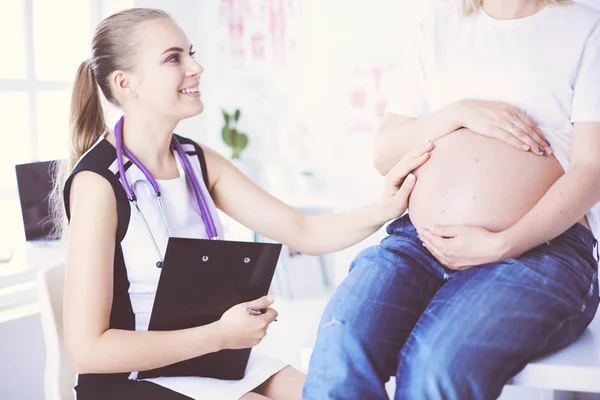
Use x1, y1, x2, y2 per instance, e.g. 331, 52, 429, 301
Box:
36, 263, 75, 400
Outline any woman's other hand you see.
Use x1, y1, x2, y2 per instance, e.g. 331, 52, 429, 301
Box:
378, 141, 435, 221
217, 295, 278, 350
417, 225, 510, 269
456, 99, 552, 155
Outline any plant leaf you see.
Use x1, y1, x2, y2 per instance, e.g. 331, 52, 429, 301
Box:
222, 126, 233, 147
234, 133, 249, 153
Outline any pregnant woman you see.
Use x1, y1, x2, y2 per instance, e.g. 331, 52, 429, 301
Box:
303, 0, 600, 399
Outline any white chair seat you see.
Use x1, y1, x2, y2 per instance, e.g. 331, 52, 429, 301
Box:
508, 309, 600, 393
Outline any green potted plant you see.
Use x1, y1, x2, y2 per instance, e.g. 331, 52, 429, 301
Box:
221, 108, 249, 159
221, 108, 263, 184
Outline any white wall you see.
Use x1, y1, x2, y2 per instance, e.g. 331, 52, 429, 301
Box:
133, 0, 430, 201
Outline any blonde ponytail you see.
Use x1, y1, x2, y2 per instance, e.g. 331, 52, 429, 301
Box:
50, 8, 170, 239
68, 60, 106, 173
49, 60, 107, 239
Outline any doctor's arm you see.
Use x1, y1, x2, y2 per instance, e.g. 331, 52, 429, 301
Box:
64, 172, 271, 374
205, 142, 432, 256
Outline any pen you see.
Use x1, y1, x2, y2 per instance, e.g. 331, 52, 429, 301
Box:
245, 306, 278, 322
245, 307, 263, 315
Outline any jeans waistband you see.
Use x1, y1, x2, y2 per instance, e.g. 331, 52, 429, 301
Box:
569, 222, 597, 250
386, 214, 597, 251
386, 214, 419, 238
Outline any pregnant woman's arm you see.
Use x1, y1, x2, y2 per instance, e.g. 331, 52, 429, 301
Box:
374, 106, 462, 175
500, 122, 600, 257
374, 99, 551, 175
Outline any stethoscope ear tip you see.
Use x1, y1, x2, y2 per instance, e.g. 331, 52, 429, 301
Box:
156, 261, 163, 268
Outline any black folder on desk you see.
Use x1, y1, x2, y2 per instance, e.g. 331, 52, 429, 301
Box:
137, 237, 282, 381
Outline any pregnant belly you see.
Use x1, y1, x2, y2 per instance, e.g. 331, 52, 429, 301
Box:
408, 128, 566, 232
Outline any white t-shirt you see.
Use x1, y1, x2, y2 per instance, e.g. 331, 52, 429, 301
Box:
386, 2, 600, 240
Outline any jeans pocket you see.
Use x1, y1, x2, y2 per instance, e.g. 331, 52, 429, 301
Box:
549, 229, 598, 276
569, 239, 598, 278
523, 248, 586, 292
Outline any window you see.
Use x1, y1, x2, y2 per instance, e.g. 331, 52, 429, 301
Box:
0, 92, 31, 186
0, 0, 133, 242
0, 0, 134, 192
0, 1, 27, 80
33, 0, 92, 81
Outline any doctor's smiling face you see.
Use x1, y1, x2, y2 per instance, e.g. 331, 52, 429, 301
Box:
114, 17, 204, 123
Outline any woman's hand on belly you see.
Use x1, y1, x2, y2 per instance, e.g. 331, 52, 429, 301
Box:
417, 225, 509, 270
457, 99, 551, 155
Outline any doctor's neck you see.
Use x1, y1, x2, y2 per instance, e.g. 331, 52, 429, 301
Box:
481, 0, 546, 19
120, 112, 179, 175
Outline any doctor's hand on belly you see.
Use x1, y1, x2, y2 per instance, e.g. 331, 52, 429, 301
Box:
456, 99, 552, 156
376, 140, 436, 221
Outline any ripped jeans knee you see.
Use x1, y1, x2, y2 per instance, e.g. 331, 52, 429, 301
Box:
321, 317, 343, 328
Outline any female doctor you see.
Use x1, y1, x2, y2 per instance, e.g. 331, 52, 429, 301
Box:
53, 8, 434, 400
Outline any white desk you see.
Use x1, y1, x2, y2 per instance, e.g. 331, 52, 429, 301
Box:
0, 242, 65, 283
0, 242, 66, 322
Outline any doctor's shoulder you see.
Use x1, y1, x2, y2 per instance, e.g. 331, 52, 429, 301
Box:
67, 171, 117, 229
64, 140, 122, 221
64, 171, 119, 273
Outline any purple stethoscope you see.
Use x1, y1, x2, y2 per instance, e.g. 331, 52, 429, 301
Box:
114, 116, 219, 268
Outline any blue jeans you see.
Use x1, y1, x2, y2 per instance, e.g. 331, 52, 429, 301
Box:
303, 215, 599, 400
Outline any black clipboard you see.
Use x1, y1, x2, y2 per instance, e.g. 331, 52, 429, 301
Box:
137, 237, 282, 381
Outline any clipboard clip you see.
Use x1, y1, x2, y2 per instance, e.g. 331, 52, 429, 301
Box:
199, 256, 251, 263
